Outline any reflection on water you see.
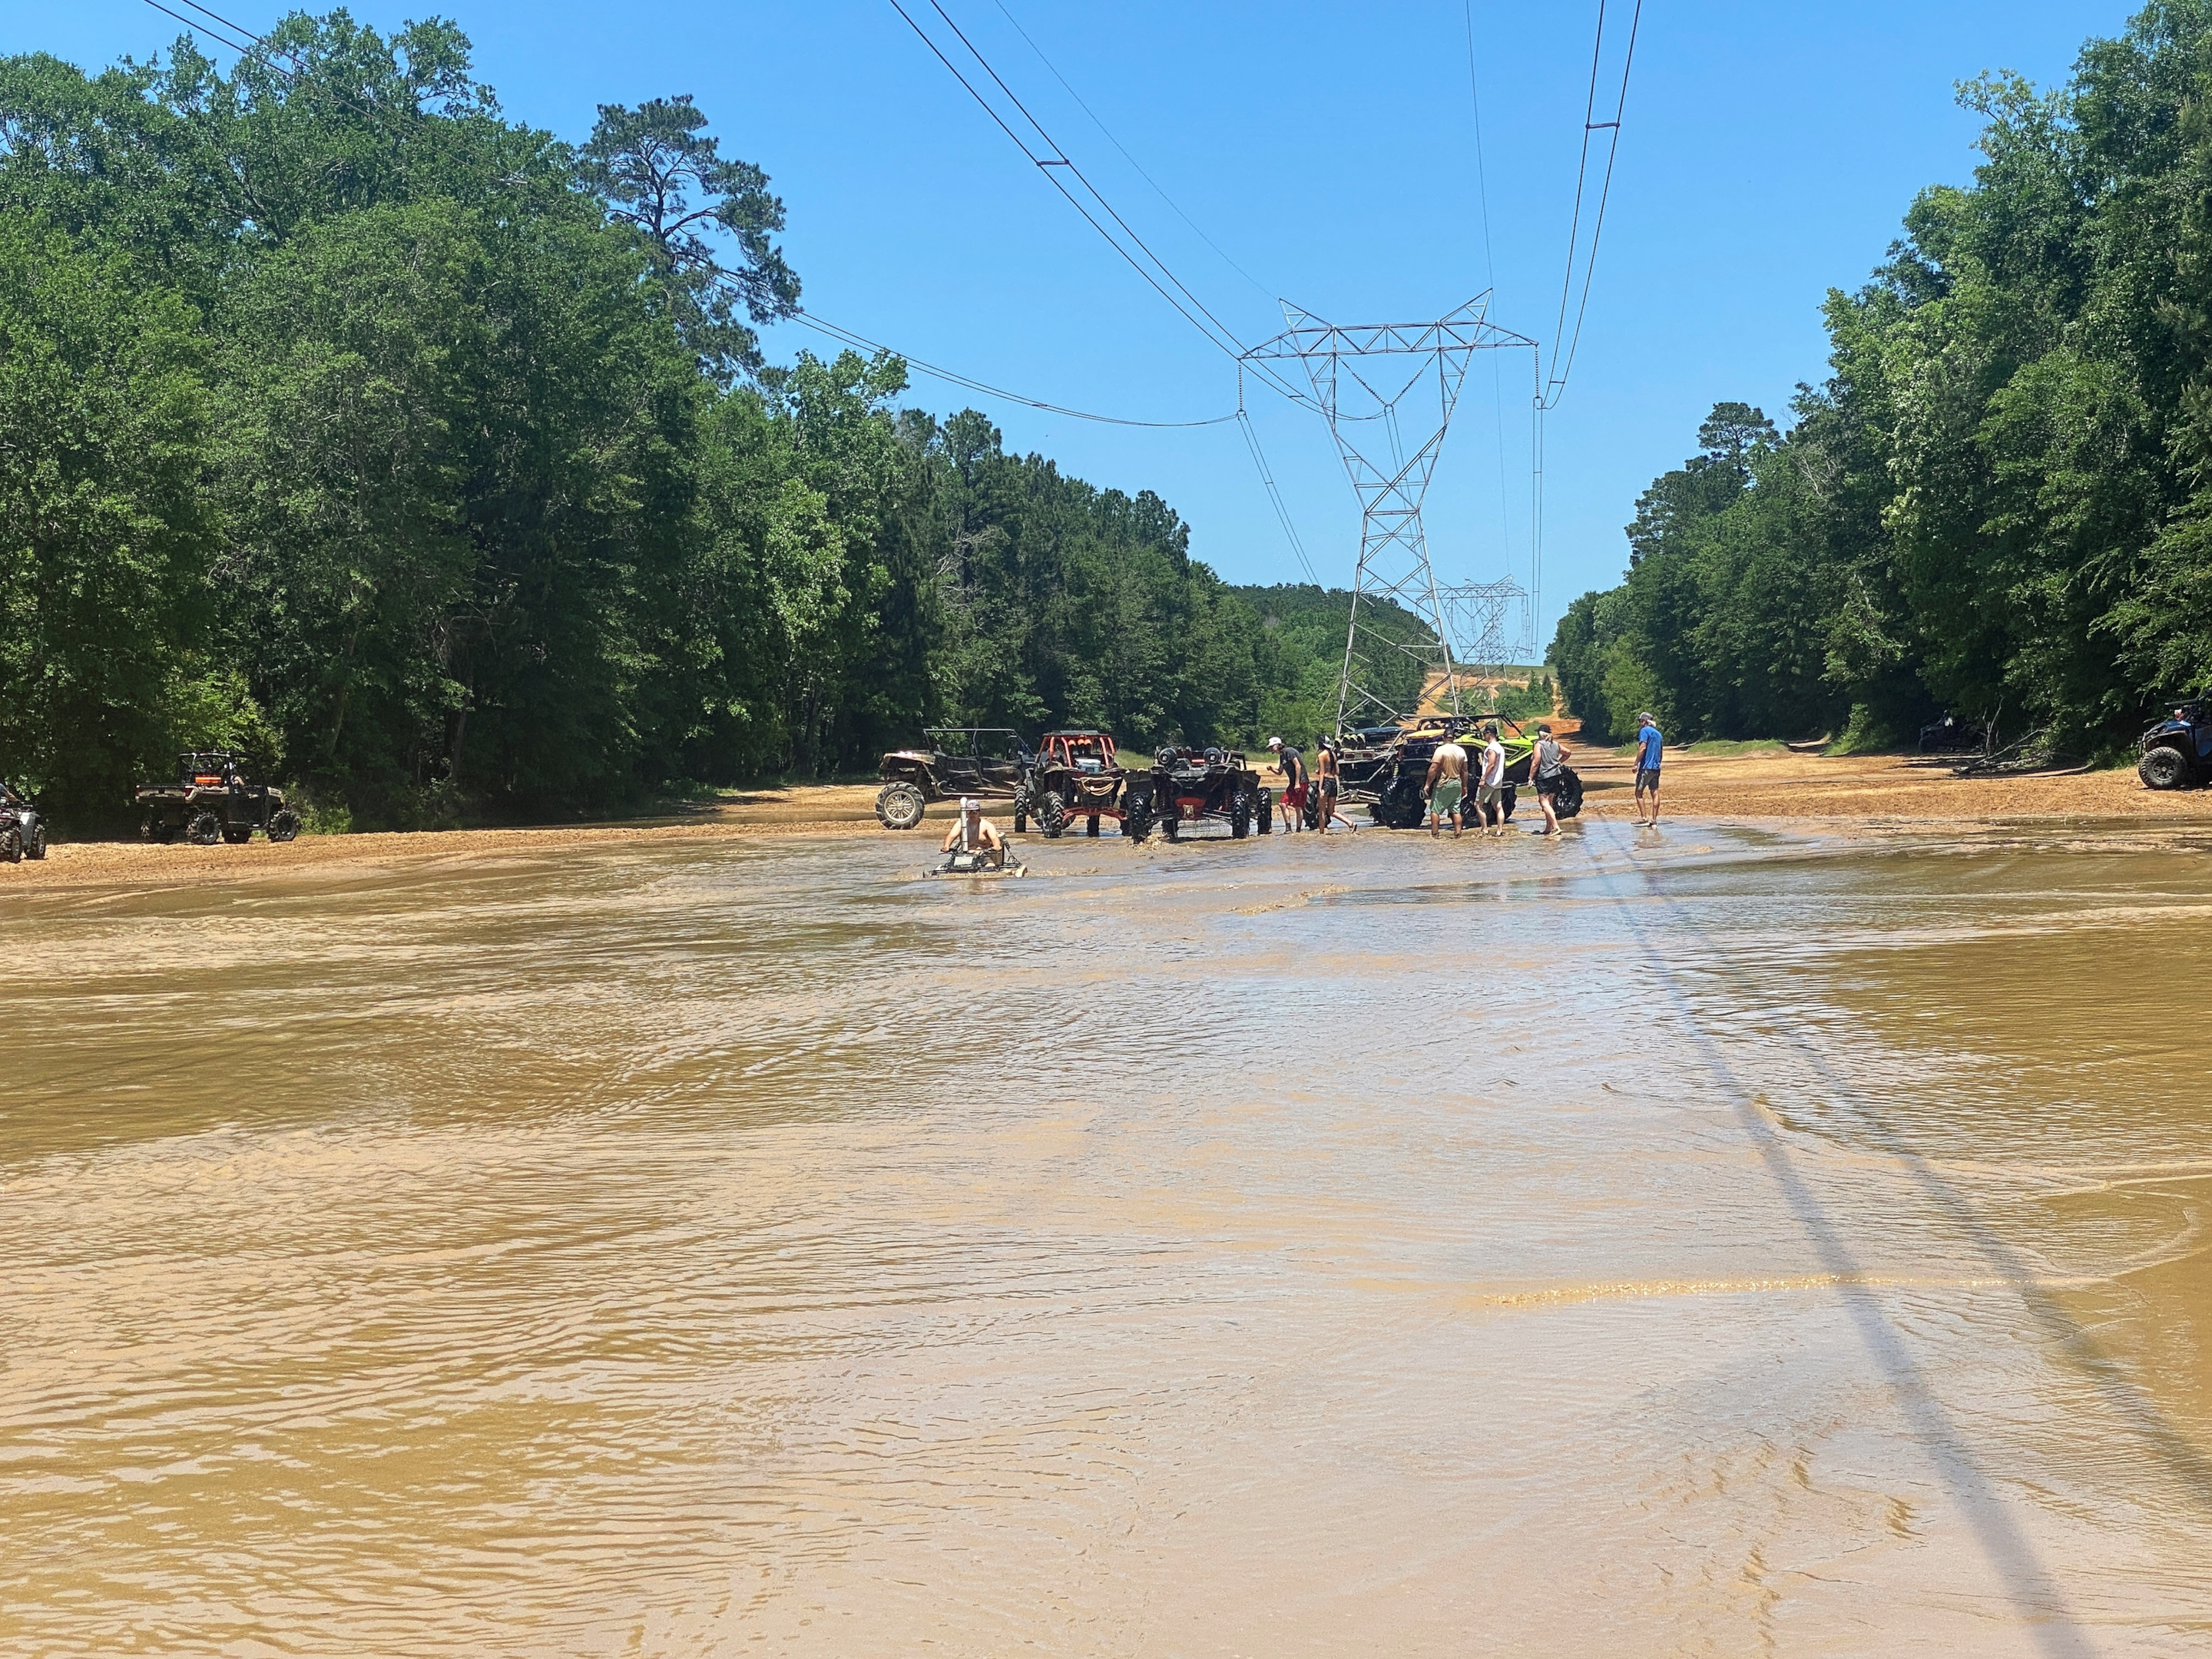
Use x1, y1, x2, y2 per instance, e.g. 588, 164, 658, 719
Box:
5, 823, 2212, 1654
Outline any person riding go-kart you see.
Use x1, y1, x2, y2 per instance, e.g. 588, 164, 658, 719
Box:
934, 796, 1025, 876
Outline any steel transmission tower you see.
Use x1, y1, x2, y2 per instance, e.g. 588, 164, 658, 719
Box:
1438, 578, 1533, 677
1244, 295, 1534, 732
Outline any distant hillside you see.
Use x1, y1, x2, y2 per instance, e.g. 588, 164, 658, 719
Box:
1228, 584, 1434, 742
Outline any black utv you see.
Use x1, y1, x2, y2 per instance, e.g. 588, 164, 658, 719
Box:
2137, 700, 2212, 789
1122, 746, 1270, 841
135, 752, 300, 844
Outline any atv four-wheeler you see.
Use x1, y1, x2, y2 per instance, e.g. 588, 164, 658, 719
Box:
875, 728, 1031, 830
0, 780, 47, 863
136, 752, 300, 845
1124, 746, 1270, 841
1028, 730, 1134, 838
2137, 700, 2212, 790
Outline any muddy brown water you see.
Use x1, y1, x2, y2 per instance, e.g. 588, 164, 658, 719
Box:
5, 820, 2212, 1654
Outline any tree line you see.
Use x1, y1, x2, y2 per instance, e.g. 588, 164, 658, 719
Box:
0, 15, 1373, 831
1554, 0, 2212, 751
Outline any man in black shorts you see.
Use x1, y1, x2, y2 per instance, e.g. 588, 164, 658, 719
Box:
1530, 722, 1571, 836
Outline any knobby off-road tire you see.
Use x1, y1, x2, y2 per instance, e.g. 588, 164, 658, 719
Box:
187, 810, 222, 846
0, 826, 19, 864
1257, 790, 1273, 834
1230, 791, 1253, 839
1499, 784, 1518, 823
267, 810, 300, 843
875, 781, 927, 831
221, 823, 254, 845
1548, 770, 1585, 820
2139, 746, 2191, 790
25, 823, 46, 859
1011, 783, 1032, 835
1039, 790, 1070, 839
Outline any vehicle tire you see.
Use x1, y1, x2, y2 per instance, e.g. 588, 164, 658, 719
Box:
221, 823, 254, 845
1039, 790, 1069, 839
1230, 790, 1253, 839
1257, 790, 1273, 834
875, 780, 927, 830
1086, 813, 1101, 837
267, 809, 300, 843
1012, 783, 1031, 834
187, 810, 222, 846
25, 823, 46, 859
1552, 770, 1584, 820
0, 826, 19, 864
1122, 804, 1151, 841
1500, 784, 1518, 823
2139, 746, 2191, 790
1164, 813, 1181, 843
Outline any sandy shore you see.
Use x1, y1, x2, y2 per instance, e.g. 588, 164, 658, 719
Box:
5, 744, 2207, 892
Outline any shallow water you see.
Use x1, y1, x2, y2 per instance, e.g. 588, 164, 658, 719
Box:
5, 820, 2211, 1654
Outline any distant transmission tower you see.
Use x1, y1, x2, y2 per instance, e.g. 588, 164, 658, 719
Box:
1244, 295, 1535, 732
1438, 578, 1533, 678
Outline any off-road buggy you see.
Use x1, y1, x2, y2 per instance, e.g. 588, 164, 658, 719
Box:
876, 728, 1031, 830
1028, 730, 1134, 838
135, 753, 300, 845
2137, 699, 2212, 790
0, 780, 48, 863
1361, 716, 1584, 828
1122, 746, 1270, 841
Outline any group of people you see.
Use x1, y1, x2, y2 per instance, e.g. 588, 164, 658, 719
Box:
937, 714, 1667, 860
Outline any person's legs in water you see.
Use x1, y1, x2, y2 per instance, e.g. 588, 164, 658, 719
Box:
1536, 780, 1560, 835
1429, 775, 1463, 837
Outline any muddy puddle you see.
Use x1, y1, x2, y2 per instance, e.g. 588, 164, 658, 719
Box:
4, 820, 2211, 1654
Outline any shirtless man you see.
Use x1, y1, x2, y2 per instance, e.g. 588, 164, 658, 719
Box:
1426, 731, 1470, 839
940, 796, 1007, 867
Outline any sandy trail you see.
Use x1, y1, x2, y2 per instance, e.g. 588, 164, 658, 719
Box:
7, 743, 2210, 893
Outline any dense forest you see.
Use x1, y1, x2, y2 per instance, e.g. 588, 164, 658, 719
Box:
0, 15, 1373, 831
1555, 1, 2212, 750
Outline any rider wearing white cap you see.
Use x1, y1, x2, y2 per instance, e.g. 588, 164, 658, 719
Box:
941, 796, 1007, 866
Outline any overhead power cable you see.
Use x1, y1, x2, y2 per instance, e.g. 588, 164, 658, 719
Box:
773, 300, 1238, 428
882, 0, 1310, 409
1543, 0, 1643, 411
986, 0, 1273, 302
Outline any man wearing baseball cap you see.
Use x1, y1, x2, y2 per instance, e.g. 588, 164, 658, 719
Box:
940, 796, 1007, 866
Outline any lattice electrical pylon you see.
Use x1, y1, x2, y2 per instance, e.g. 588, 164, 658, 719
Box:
1438, 578, 1533, 679
1244, 294, 1535, 733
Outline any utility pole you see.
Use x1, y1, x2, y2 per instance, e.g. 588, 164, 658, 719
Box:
1244, 295, 1535, 733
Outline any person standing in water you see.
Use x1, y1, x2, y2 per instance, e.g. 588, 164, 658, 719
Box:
1267, 737, 1307, 832
1531, 722, 1571, 836
1426, 731, 1469, 838
1314, 737, 1358, 833
1634, 712, 1664, 826
1472, 722, 1508, 837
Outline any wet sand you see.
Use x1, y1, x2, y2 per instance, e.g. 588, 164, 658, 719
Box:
8, 745, 2209, 894
5, 816, 2212, 1654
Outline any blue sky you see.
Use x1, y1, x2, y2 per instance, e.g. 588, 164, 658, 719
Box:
16, 0, 2125, 643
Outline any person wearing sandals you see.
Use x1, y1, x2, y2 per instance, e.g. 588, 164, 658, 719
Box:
1531, 723, 1572, 836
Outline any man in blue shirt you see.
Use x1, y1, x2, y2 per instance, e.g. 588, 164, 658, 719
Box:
1634, 712, 1664, 825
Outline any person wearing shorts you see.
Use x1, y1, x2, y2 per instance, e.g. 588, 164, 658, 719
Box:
1314, 738, 1357, 833
1531, 722, 1571, 836
1634, 712, 1664, 825
1426, 734, 1469, 838
1267, 737, 1307, 831
1472, 723, 1507, 836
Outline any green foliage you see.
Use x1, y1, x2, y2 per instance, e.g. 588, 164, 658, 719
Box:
1555, 1, 2212, 753
0, 14, 1353, 829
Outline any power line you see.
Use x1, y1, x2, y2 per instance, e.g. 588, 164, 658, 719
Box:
986, 0, 1274, 301
882, 0, 1310, 410
1543, 0, 1643, 411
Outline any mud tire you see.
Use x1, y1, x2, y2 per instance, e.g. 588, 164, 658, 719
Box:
1500, 784, 1518, 823
1230, 790, 1253, 839
875, 780, 928, 831
187, 810, 222, 846
25, 823, 46, 859
267, 810, 300, 843
1551, 770, 1584, 820
1257, 790, 1273, 834
0, 826, 19, 864
1039, 790, 1069, 839
2139, 746, 2191, 790
1011, 783, 1031, 834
